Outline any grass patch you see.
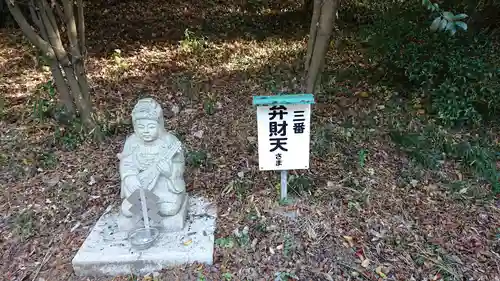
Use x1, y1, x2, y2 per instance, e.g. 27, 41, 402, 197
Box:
31, 80, 58, 121
215, 236, 236, 248
234, 226, 250, 247
311, 124, 336, 157
413, 244, 463, 280
110, 49, 130, 75
390, 125, 449, 170
221, 272, 233, 281
274, 271, 298, 281
288, 174, 314, 196
179, 28, 208, 54
13, 210, 35, 240
233, 178, 251, 200
186, 150, 209, 168
222, 175, 252, 201
37, 151, 58, 170
215, 226, 249, 248
358, 148, 368, 168
278, 197, 295, 206
283, 233, 294, 257
390, 124, 499, 194
0, 95, 6, 120
53, 122, 86, 150
203, 100, 215, 116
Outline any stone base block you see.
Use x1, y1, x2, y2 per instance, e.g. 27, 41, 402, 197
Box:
117, 195, 189, 233
161, 196, 189, 232
72, 196, 216, 277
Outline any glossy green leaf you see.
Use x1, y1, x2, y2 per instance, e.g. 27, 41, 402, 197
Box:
442, 11, 454, 20
455, 21, 468, 31
430, 17, 442, 32
445, 21, 455, 31
449, 26, 457, 36
453, 13, 468, 20
439, 18, 448, 31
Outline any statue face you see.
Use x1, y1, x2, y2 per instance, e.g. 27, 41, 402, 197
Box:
135, 119, 159, 142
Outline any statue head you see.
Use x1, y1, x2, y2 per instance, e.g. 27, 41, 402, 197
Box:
131, 98, 165, 142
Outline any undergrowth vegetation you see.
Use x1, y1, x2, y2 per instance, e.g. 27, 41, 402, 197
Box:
390, 124, 500, 194
360, 2, 500, 127
348, 0, 500, 195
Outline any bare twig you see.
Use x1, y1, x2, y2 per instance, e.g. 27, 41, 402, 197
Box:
31, 237, 55, 281
417, 250, 462, 280
334, 261, 375, 281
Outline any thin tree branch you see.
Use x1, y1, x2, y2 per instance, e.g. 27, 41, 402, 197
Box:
305, 0, 322, 73
52, 0, 65, 24
63, 0, 89, 103
5, 0, 55, 58
40, 0, 62, 44
31, 0, 74, 114
29, 0, 43, 32
62, 0, 80, 59
38, 1, 59, 49
76, 0, 85, 57
38, 0, 70, 66
75, 0, 90, 102
30, 236, 55, 281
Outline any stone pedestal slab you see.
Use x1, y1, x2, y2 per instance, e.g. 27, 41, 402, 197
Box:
72, 196, 216, 277
117, 195, 189, 233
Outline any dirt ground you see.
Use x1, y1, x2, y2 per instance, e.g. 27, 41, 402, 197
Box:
1, 0, 499, 280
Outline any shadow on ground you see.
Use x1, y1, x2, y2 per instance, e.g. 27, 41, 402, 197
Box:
84, 0, 310, 56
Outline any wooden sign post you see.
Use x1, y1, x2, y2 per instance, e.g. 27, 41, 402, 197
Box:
252, 94, 315, 200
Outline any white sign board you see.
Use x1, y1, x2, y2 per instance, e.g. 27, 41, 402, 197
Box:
256, 104, 311, 171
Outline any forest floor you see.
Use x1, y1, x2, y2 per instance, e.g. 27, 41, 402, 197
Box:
1, 0, 499, 280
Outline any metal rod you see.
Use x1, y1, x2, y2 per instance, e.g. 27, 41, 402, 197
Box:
139, 188, 151, 236
280, 170, 288, 200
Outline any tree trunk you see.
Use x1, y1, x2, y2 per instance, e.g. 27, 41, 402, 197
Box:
50, 60, 75, 115
5, 0, 101, 139
305, 0, 321, 72
304, 0, 339, 94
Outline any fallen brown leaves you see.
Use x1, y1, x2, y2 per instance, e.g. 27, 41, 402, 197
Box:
1, 0, 500, 280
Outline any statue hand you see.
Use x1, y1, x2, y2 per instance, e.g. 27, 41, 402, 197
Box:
124, 176, 142, 193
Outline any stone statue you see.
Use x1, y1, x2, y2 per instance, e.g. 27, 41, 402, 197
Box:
117, 98, 188, 232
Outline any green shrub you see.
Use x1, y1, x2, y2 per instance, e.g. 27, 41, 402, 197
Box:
361, 4, 500, 127
13, 210, 35, 240
288, 174, 314, 195
32, 80, 58, 120
186, 150, 209, 168
179, 29, 207, 53
53, 121, 86, 150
